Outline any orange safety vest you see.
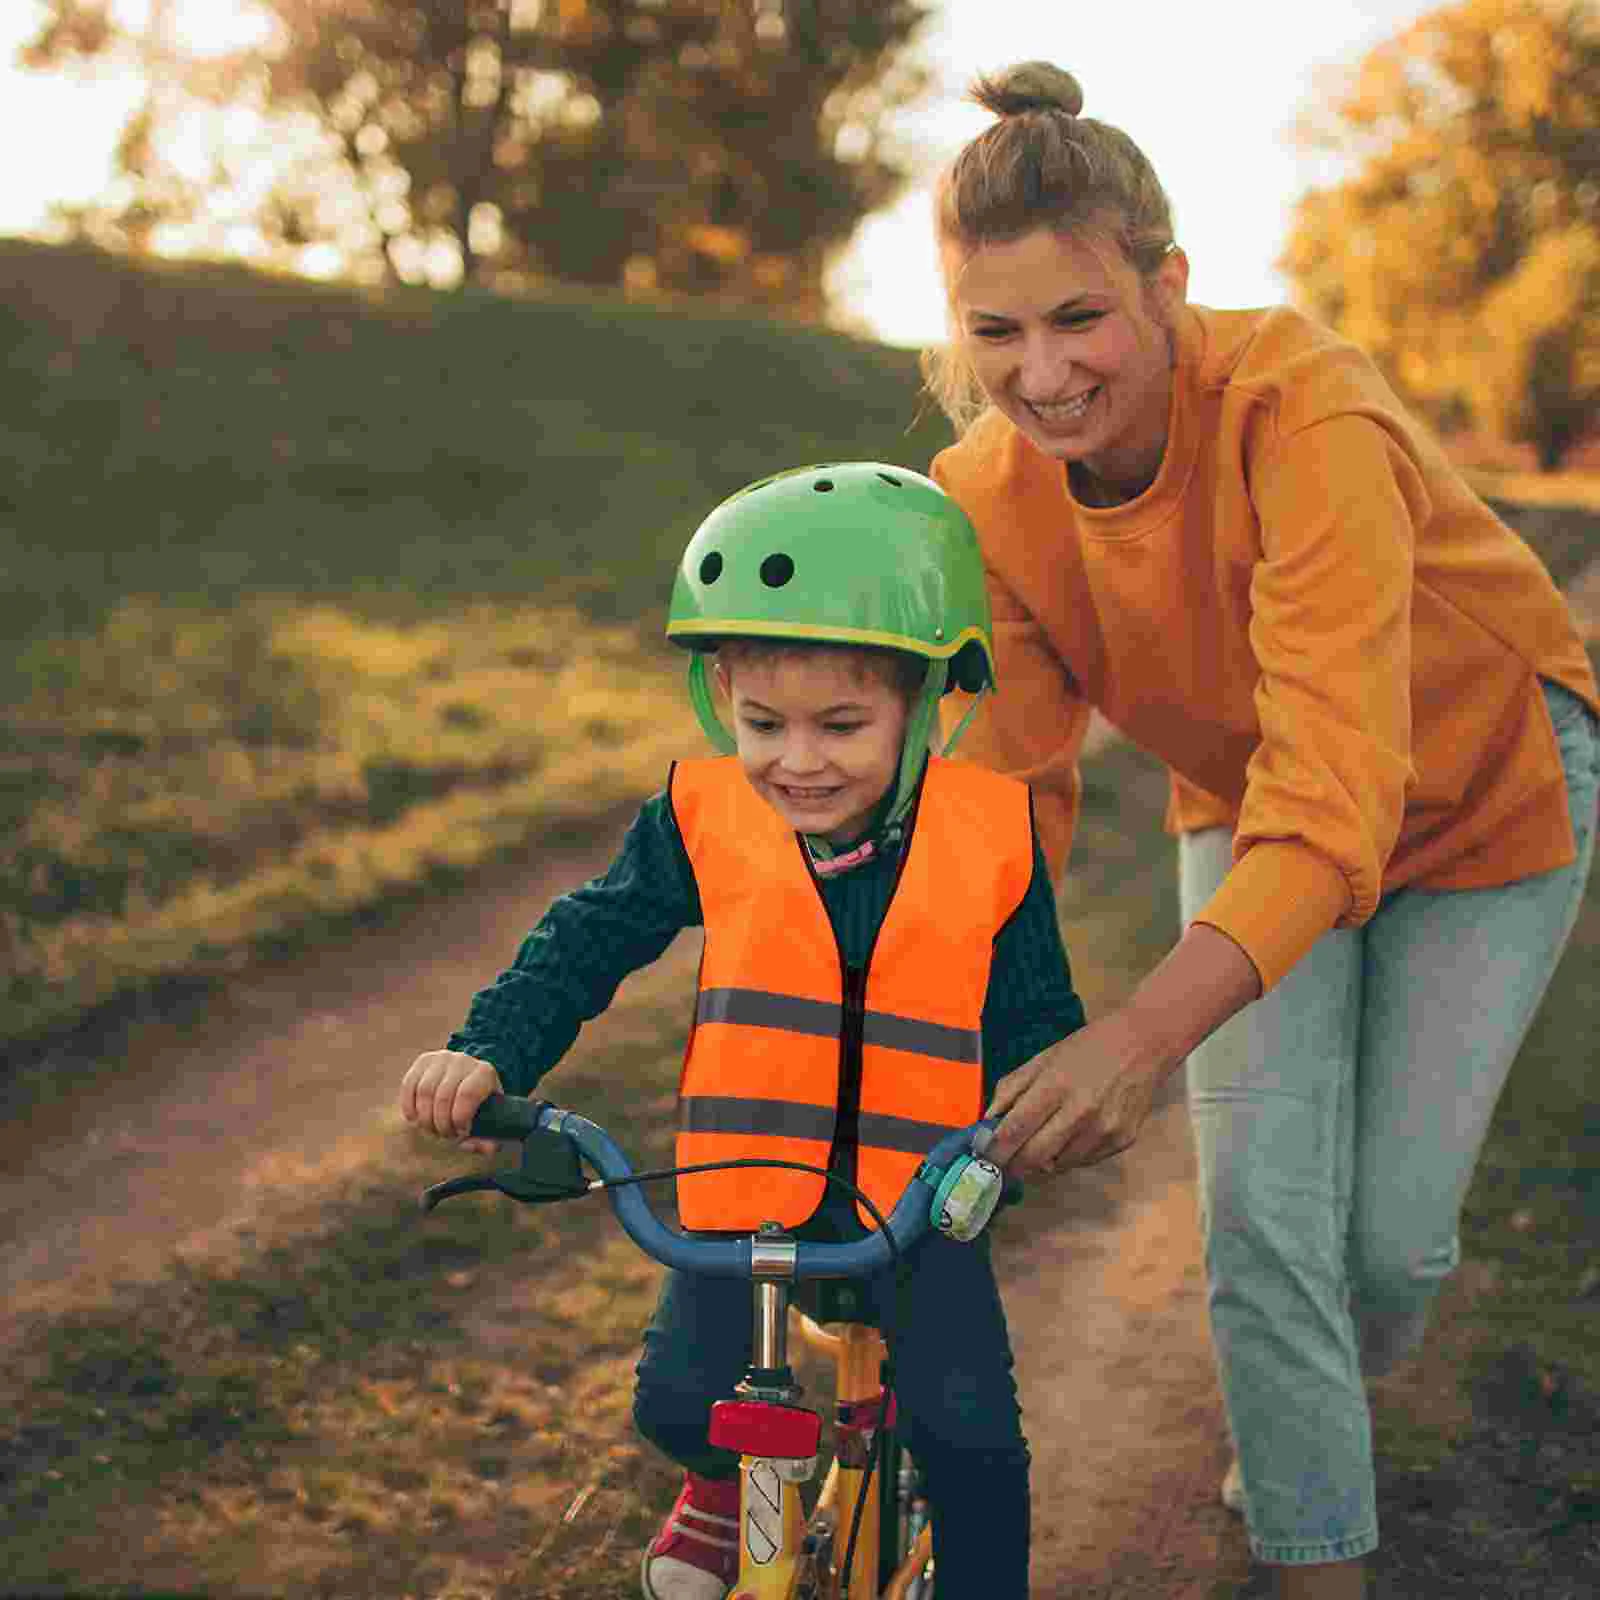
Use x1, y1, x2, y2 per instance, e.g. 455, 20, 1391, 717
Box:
668, 754, 1035, 1231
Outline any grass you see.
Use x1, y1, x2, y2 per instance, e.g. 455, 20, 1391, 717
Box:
0, 238, 953, 655
0, 1165, 681, 1599
0, 960, 694, 1600
0, 236, 955, 1058
1, 595, 700, 1045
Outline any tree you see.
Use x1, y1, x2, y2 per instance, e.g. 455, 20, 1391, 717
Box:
613, 0, 929, 317
1280, 0, 1600, 470
20, 0, 930, 317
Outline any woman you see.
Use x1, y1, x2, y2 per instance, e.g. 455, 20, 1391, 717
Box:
925, 60, 1599, 1600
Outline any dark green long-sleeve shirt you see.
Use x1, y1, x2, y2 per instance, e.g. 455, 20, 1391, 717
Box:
449, 779, 1087, 1097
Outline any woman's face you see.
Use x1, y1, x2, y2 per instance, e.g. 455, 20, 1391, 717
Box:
943, 227, 1187, 499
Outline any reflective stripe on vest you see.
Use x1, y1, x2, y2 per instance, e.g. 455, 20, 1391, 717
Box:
679, 1093, 969, 1154
695, 988, 982, 1064
669, 753, 1034, 1231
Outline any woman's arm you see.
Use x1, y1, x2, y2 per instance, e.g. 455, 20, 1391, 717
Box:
989, 411, 1425, 1173
985, 920, 1260, 1172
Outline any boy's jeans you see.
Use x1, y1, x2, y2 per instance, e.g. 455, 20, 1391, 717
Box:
1180, 679, 1598, 1564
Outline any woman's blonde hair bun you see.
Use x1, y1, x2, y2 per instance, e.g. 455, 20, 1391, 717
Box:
971, 61, 1084, 120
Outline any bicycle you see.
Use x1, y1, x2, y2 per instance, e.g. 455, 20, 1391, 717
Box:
421, 1093, 1006, 1600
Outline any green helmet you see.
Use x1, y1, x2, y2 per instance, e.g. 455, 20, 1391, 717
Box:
665, 462, 996, 844
668, 461, 994, 683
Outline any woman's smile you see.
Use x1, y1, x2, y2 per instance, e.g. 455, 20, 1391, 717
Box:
1024, 385, 1101, 429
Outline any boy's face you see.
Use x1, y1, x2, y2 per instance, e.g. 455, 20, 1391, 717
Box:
716, 652, 911, 845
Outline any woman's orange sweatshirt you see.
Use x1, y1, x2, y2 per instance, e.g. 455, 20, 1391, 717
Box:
932, 304, 1599, 993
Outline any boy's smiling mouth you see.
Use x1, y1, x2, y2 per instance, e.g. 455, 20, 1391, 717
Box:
776, 784, 843, 804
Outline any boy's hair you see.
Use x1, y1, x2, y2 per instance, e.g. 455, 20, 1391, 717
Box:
714, 638, 927, 704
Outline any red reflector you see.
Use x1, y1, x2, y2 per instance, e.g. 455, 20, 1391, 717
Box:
708, 1399, 821, 1460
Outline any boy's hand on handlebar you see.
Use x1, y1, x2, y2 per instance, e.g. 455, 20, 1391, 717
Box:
401, 1050, 503, 1155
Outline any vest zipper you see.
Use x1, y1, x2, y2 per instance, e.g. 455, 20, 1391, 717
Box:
795, 788, 921, 1205
833, 963, 867, 1182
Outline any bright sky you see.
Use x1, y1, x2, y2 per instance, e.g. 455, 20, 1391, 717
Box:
0, 0, 1436, 349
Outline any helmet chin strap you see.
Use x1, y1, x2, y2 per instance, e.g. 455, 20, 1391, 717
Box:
882, 658, 951, 835
687, 652, 739, 754
938, 676, 990, 760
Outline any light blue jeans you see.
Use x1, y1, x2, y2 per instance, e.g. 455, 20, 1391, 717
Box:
1180, 679, 1599, 1565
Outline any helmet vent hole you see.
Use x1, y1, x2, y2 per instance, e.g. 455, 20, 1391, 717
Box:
760, 553, 795, 588
698, 552, 723, 584
813, 478, 835, 493
877, 472, 902, 487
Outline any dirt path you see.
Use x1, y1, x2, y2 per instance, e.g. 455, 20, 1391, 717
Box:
1, 814, 1249, 1598
1001, 1087, 1248, 1598
0, 818, 644, 1335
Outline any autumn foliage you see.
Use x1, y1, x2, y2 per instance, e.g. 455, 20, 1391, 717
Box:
21, 0, 930, 319
1281, 0, 1600, 469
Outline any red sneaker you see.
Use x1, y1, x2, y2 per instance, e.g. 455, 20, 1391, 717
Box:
640, 1470, 741, 1600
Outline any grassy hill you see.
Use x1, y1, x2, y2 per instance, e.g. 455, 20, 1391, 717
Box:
0, 238, 954, 648
0, 239, 956, 1049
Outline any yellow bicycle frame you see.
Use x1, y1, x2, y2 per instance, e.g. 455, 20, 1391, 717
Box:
729, 1317, 933, 1600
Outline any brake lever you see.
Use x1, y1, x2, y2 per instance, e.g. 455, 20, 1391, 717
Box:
420, 1172, 501, 1211
419, 1127, 591, 1212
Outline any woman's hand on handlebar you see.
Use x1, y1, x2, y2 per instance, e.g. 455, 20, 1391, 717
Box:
984, 1012, 1163, 1175
400, 1050, 504, 1156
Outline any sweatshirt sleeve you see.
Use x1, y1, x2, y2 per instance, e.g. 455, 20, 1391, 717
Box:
936, 556, 1095, 890
446, 790, 702, 1092
1189, 413, 1419, 990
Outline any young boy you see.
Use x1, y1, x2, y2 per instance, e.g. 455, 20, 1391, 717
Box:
399, 462, 1087, 1599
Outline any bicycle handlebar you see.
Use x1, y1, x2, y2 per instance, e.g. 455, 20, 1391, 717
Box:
429, 1092, 1000, 1280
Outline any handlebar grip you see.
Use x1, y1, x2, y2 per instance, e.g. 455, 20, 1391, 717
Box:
470, 1093, 549, 1141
